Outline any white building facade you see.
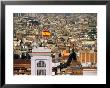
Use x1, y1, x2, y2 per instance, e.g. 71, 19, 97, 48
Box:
31, 47, 52, 75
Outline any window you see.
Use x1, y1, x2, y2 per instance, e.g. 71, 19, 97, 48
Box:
37, 61, 46, 67
37, 69, 46, 75
36, 60, 46, 75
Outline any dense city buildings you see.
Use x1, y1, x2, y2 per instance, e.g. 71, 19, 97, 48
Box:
13, 13, 97, 75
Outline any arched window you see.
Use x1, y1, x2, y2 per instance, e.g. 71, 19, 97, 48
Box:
36, 60, 46, 75
37, 61, 46, 67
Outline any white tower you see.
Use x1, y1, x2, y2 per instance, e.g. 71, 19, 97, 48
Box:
31, 47, 52, 75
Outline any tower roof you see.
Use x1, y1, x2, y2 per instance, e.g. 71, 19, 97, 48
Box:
32, 47, 51, 53
31, 47, 51, 56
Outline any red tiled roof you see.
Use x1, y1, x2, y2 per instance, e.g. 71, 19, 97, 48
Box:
14, 59, 31, 64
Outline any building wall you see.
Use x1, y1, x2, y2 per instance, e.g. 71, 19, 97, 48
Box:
31, 56, 52, 75
79, 52, 97, 63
